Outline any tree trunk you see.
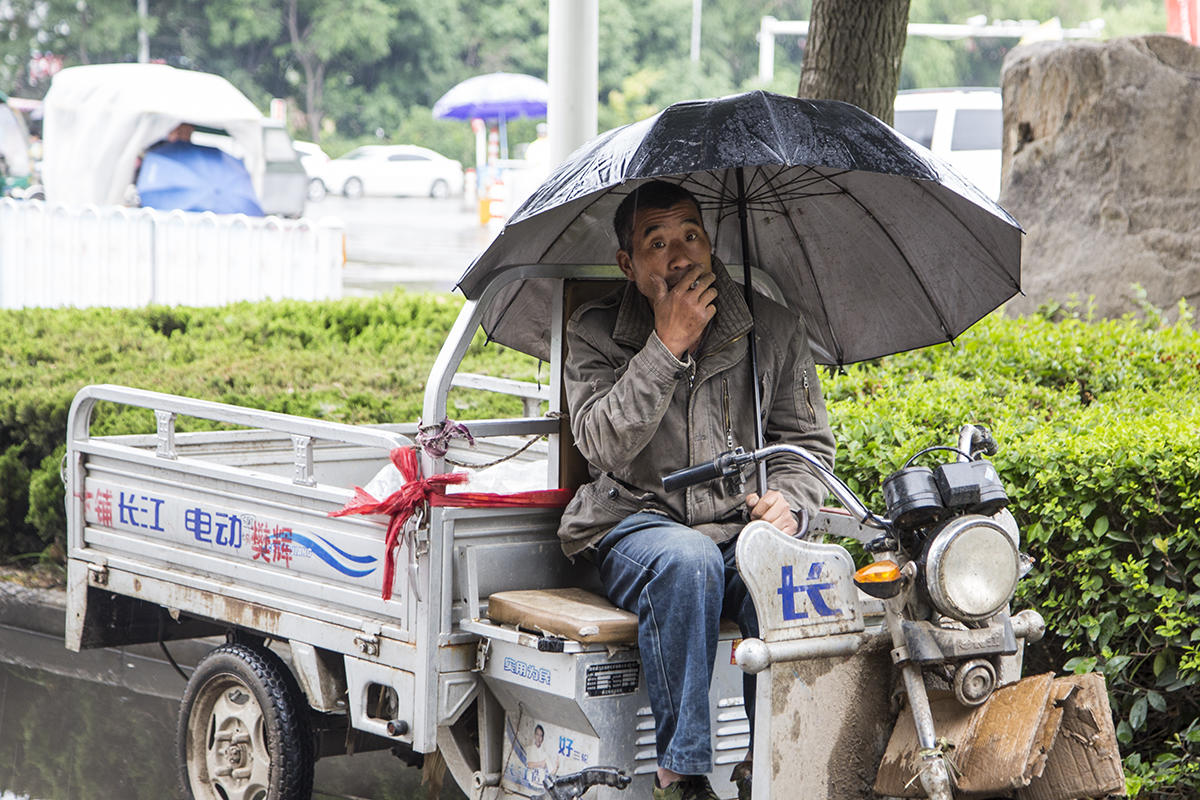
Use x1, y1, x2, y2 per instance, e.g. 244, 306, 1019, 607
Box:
286, 0, 323, 143
798, 0, 911, 124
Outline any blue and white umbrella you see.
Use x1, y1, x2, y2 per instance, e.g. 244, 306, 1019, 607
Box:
433, 72, 549, 159
432, 72, 549, 122
136, 141, 264, 216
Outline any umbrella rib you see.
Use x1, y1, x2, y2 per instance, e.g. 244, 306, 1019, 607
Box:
827, 172, 957, 343
527, 184, 638, 265
698, 166, 849, 224
682, 171, 741, 255
909, 181, 1022, 293
755, 167, 847, 365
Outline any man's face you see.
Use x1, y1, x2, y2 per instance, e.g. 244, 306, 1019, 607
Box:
617, 200, 712, 299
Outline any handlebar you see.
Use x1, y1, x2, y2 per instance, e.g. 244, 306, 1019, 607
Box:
661, 424, 997, 531
958, 423, 998, 461
661, 448, 748, 493
661, 443, 888, 529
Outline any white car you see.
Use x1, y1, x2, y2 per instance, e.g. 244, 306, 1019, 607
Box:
893, 88, 1002, 200
311, 144, 463, 200
293, 141, 332, 201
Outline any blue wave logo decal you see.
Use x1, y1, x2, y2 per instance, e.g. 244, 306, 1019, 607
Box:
285, 531, 377, 578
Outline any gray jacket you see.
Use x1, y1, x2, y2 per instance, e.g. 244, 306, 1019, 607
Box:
557, 261, 837, 558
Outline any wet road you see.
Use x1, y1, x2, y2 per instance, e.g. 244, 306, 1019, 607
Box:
0, 587, 458, 800
306, 195, 499, 295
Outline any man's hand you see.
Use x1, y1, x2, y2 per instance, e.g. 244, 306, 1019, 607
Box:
648, 266, 717, 358
746, 489, 798, 536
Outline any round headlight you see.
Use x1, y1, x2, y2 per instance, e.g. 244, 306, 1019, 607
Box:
924, 516, 1019, 622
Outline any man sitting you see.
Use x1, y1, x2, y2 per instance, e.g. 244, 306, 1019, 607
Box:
557, 180, 836, 800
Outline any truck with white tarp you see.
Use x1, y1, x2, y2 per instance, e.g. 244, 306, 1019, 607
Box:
41, 63, 306, 217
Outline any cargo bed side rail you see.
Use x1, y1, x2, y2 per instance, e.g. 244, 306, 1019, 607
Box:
66, 384, 416, 554
68, 383, 416, 458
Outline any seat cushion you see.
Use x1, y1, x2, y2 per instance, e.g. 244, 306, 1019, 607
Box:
487, 587, 638, 645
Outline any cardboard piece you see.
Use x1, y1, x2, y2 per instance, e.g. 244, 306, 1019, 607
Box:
874, 672, 1125, 799
487, 587, 638, 645
1018, 673, 1126, 800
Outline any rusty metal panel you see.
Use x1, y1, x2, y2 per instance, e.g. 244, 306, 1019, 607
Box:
75, 451, 417, 637
757, 636, 894, 800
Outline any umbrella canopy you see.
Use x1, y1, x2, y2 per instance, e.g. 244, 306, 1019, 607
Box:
432, 72, 550, 121
136, 141, 264, 216
457, 90, 1022, 367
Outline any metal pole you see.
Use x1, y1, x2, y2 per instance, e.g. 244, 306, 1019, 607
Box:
137, 0, 150, 63
548, 0, 598, 167
735, 168, 768, 494
690, 0, 702, 63
757, 16, 777, 82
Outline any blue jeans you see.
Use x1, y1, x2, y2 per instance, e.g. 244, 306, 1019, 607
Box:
595, 512, 758, 775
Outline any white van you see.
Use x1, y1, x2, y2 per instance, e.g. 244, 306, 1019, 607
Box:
893, 87, 1002, 200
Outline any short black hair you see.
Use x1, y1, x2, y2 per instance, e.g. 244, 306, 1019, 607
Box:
613, 181, 702, 253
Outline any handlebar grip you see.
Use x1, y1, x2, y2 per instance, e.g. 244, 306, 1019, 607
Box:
662, 459, 725, 493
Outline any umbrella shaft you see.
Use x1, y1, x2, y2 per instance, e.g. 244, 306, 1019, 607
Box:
735, 167, 768, 494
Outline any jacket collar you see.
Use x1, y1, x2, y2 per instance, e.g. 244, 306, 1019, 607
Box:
612, 257, 754, 354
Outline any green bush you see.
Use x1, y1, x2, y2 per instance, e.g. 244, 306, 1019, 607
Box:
822, 307, 1200, 798
3, 293, 1198, 796
0, 290, 541, 559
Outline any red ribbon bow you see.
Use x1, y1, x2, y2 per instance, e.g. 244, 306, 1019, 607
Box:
330, 447, 464, 600
331, 447, 572, 600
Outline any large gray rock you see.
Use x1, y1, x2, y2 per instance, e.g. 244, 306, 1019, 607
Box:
999, 35, 1200, 318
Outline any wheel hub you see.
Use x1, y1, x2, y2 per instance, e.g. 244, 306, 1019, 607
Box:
214, 725, 254, 778
181, 645, 313, 800
225, 742, 247, 768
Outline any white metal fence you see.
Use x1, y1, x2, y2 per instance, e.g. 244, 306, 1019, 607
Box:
0, 199, 345, 309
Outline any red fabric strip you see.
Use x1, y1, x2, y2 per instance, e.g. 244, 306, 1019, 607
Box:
330, 447, 572, 599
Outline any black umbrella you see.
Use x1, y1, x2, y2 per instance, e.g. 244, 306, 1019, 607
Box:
457, 90, 1022, 487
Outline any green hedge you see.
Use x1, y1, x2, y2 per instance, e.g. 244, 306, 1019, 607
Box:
821, 306, 1200, 798
0, 292, 540, 558
2, 294, 1198, 796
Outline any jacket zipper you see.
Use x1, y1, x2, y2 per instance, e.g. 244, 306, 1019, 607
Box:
722, 377, 734, 449
685, 359, 697, 525
803, 366, 816, 421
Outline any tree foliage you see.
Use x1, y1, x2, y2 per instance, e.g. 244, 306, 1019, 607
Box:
0, 0, 1167, 157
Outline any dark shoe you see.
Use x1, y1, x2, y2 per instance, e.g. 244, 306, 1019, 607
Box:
653, 775, 720, 800
730, 760, 752, 800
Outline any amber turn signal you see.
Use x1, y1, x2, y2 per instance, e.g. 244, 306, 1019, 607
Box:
853, 560, 904, 599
